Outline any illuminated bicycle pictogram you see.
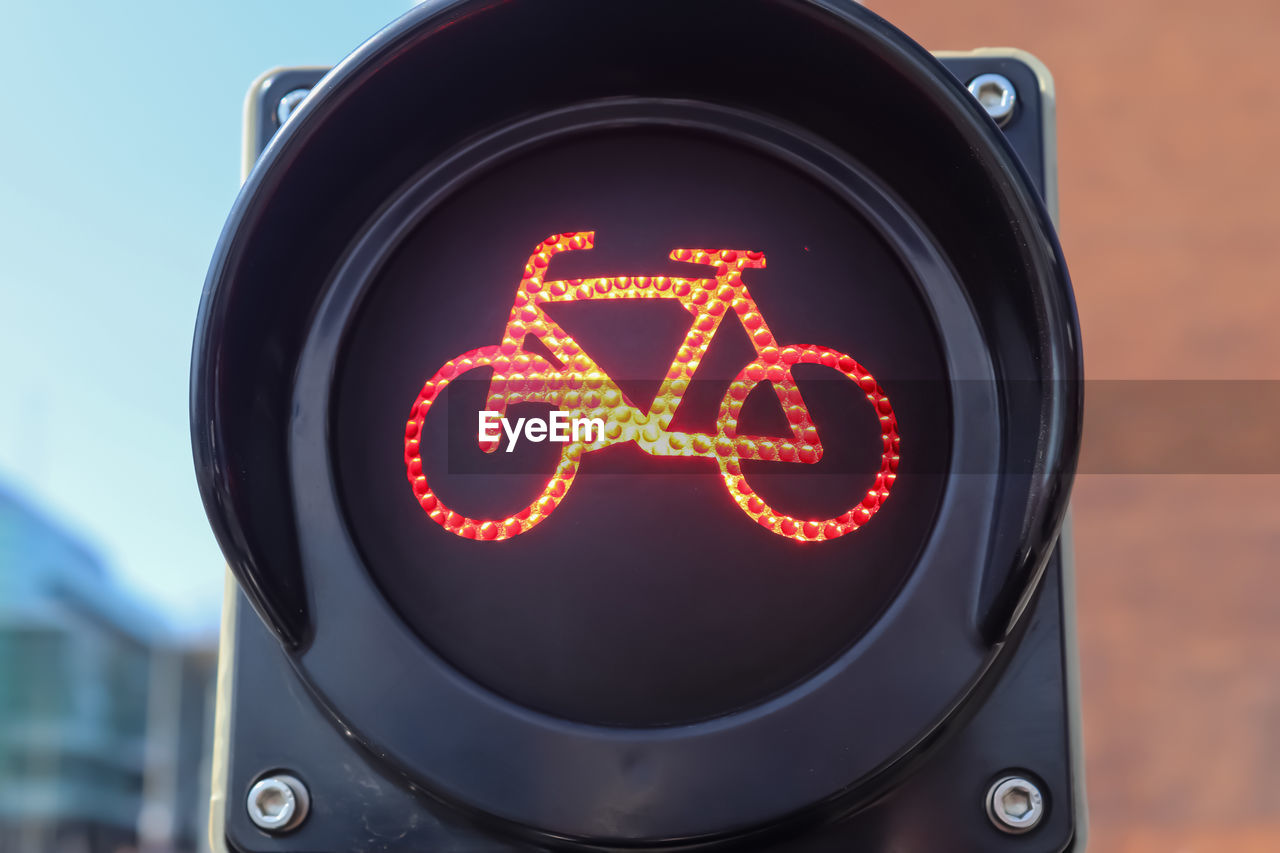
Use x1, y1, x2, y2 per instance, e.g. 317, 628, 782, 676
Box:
404, 232, 900, 543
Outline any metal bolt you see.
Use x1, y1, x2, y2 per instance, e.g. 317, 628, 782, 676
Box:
276, 88, 312, 126
247, 774, 310, 833
967, 73, 1017, 126
986, 775, 1044, 834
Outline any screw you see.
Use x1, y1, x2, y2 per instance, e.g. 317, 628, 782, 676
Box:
276, 88, 311, 126
967, 73, 1017, 127
247, 773, 310, 833
986, 775, 1044, 834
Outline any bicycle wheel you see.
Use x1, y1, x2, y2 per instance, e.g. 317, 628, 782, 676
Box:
404, 345, 579, 540
714, 344, 899, 542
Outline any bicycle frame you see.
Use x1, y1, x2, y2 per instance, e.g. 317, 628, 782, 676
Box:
478, 231, 822, 463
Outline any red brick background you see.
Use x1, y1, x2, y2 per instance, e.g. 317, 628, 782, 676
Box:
868, 1, 1280, 849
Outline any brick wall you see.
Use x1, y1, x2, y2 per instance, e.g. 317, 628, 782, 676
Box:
870, 2, 1280, 849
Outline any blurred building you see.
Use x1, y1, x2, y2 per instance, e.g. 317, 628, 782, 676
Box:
0, 484, 216, 853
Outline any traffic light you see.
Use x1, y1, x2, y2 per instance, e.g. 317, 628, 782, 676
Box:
192, 1, 1084, 850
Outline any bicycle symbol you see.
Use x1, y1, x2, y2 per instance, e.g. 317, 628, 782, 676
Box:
404, 232, 899, 543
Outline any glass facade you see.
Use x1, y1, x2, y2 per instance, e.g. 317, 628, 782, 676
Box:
0, 485, 216, 853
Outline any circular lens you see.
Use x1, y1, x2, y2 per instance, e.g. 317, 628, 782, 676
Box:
334, 123, 951, 726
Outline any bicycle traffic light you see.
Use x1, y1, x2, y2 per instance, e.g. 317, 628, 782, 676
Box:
193, 2, 1084, 850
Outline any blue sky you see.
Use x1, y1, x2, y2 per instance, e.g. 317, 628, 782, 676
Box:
0, 0, 415, 635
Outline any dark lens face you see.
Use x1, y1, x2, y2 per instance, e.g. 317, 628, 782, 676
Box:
333, 128, 951, 727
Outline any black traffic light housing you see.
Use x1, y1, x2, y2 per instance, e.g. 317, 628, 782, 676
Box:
194, 2, 1084, 850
